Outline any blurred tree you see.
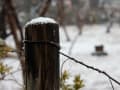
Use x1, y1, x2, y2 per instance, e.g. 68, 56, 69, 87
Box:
57, 0, 70, 41
0, 5, 9, 39
39, 0, 52, 16
2, 0, 25, 86
4, 0, 23, 45
89, 0, 99, 9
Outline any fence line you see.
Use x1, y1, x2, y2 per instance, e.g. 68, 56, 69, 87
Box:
18, 16, 118, 90
59, 51, 120, 86
24, 40, 120, 86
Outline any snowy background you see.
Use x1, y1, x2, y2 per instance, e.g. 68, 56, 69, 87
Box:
60, 24, 120, 90
1, 24, 120, 90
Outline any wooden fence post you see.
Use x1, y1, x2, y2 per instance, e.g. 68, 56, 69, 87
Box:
24, 17, 59, 90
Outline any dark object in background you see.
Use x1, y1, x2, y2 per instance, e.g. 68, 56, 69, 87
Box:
92, 45, 108, 56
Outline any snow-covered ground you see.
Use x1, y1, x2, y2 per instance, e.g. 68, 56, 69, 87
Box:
60, 24, 120, 90
1, 24, 120, 90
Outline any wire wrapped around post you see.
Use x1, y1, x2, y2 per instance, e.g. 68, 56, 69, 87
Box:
24, 17, 60, 90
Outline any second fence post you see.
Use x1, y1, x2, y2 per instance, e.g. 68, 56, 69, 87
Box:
24, 17, 59, 90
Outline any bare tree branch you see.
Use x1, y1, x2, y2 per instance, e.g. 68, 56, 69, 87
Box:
5, 0, 23, 41
4, 0, 23, 49
39, 0, 52, 16
3, 78, 23, 87
108, 78, 115, 90
57, 0, 70, 41
3, 0, 25, 85
0, 4, 10, 39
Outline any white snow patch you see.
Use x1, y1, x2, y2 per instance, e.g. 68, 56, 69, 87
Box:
25, 17, 57, 27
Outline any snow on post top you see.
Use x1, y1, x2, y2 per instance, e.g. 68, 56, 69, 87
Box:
25, 17, 57, 27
